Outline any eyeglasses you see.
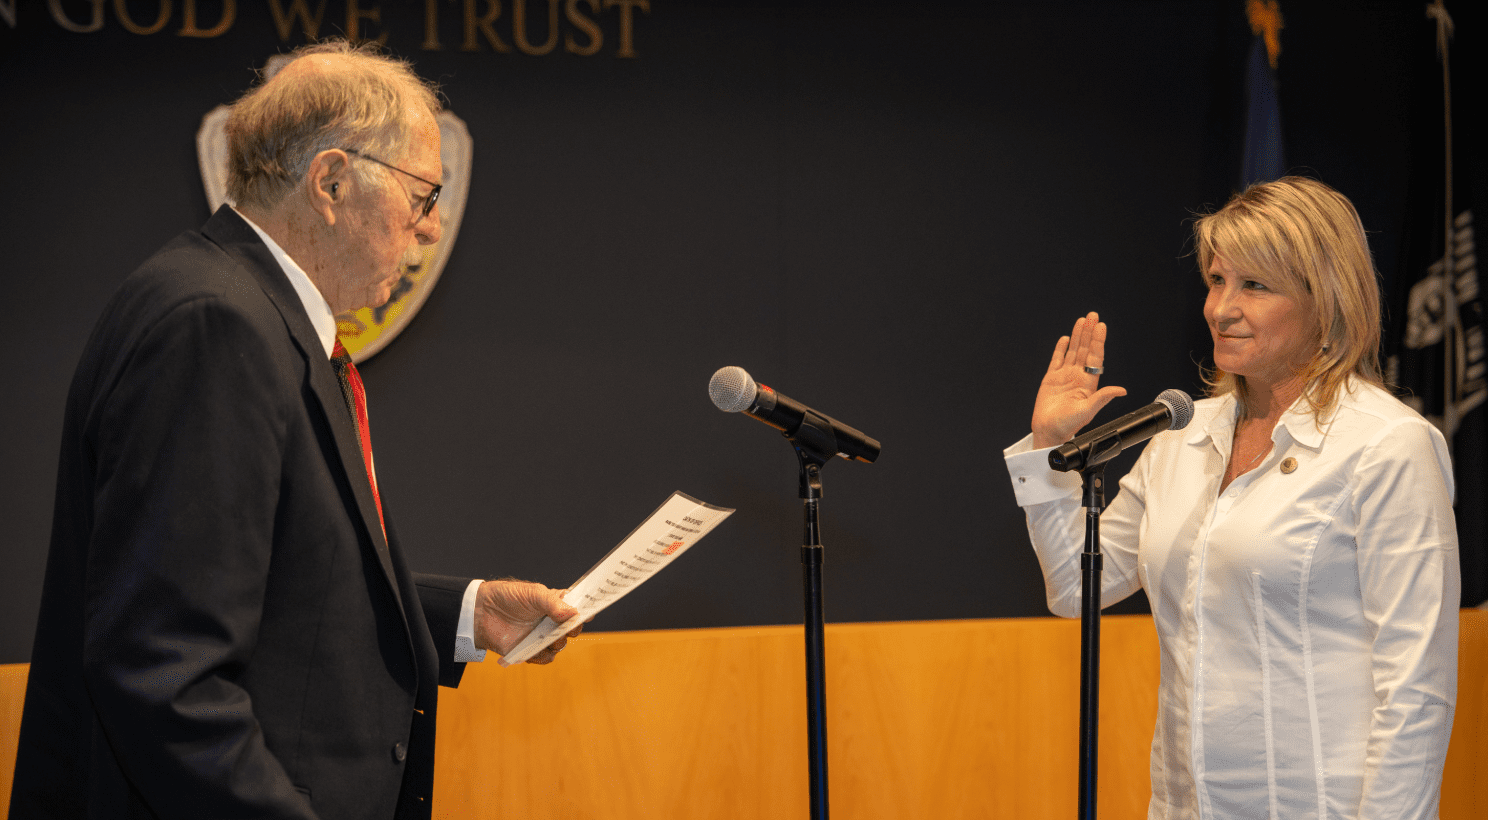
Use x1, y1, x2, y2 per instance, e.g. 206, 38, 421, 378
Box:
345, 149, 442, 221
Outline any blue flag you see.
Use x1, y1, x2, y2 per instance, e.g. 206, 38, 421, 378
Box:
1241, 1, 1286, 188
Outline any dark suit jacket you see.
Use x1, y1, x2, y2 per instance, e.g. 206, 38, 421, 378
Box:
10, 207, 472, 820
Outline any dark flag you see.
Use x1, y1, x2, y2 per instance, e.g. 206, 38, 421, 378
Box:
1241, 0, 1286, 188
1386, 1, 1488, 607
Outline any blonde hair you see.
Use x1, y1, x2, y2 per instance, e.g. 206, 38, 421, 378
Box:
225, 39, 441, 209
1194, 176, 1384, 419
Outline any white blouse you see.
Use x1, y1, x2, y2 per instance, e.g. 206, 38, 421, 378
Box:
1004, 381, 1459, 820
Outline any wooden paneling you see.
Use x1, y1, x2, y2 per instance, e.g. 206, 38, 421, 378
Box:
0, 664, 24, 815
3, 613, 1483, 818
1444, 609, 1488, 820
430, 618, 1159, 819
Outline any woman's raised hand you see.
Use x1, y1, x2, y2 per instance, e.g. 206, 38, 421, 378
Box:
1030, 312, 1127, 449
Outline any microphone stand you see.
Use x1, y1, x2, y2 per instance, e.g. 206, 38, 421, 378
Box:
1076, 440, 1118, 820
787, 429, 835, 820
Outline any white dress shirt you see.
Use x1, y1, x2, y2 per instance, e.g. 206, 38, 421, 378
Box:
1005, 381, 1459, 819
235, 209, 487, 664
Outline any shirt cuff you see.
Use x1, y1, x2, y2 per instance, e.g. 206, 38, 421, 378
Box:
454, 578, 487, 663
1004, 434, 1083, 505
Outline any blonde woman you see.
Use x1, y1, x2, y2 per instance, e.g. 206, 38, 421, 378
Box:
1006, 177, 1459, 819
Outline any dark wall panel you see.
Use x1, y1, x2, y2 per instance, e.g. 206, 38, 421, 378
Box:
0, 1, 1445, 663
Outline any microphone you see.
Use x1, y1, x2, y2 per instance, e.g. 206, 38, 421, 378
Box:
708, 366, 881, 463
1048, 389, 1194, 472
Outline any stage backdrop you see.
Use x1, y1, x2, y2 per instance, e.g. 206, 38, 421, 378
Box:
0, 0, 1478, 665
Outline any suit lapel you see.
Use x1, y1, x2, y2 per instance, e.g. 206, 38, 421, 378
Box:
200, 207, 410, 624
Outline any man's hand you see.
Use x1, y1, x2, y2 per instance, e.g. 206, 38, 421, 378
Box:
474, 579, 582, 665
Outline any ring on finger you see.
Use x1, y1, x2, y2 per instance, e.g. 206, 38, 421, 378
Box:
1083, 365, 1104, 375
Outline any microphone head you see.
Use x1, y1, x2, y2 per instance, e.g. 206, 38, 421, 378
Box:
709, 366, 758, 413
1155, 389, 1195, 431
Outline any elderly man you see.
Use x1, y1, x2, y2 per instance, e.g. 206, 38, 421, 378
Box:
10, 40, 578, 820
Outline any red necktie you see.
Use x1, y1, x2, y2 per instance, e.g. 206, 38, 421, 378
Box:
331, 340, 384, 534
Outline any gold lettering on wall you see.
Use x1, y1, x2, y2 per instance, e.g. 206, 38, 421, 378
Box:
47, 0, 105, 33
267, 0, 326, 42
22, 0, 647, 55
604, 0, 646, 58
461, 0, 510, 53
346, 0, 385, 45
178, 0, 236, 37
564, 0, 600, 57
421, 0, 440, 49
114, 0, 172, 35
512, 0, 557, 56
